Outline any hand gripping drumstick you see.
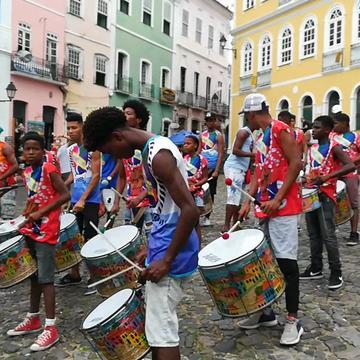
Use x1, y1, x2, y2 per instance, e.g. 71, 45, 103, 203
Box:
89, 221, 144, 272
222, 221, 241, 239
224, 178, 261, 206
111, 187, 128, 202
88, 266, 136, 288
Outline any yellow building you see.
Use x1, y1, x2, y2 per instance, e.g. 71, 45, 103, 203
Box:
230, 0, 360, 142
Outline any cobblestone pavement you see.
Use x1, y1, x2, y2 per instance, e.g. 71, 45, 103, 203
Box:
1, 177, 360, 359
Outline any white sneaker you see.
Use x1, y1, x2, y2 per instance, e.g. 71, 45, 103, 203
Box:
201, 218, 211, 227
238, 310, 277, 329
280, 317, 303, 346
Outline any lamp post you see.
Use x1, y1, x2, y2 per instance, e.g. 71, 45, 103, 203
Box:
220, 35, 237, 59
0, 82, 17, 102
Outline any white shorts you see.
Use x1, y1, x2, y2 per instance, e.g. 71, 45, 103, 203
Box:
145, 276, 186, 347
261, 215, 298, 260
223, 166, 245, 206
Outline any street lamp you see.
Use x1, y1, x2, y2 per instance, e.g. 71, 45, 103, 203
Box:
0, 82, 17, 102
220, 35, 237, 59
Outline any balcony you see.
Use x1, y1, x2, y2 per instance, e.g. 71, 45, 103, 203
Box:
240, 74, 253, 91
279, 0, 292, 5
139, 82, 155, 99
193, 95, 207, 109
351, 43, 360, 67
11, 52, 68, 84
208, 102, 229, 117
322, 49, 344, 72
257, 69, 271, 88
177, 91, 193, 106
114, 75, 133, 94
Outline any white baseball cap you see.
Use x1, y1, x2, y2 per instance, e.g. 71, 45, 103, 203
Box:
331, 104, 342, 114
239, 93, 269, 114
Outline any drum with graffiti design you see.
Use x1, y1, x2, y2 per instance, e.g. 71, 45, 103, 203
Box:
335, 180, 353, 226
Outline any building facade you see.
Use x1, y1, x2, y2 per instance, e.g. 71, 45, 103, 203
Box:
0, 0, 12, 139
230, 0, 360, 143
110, 0, 175, 134
172, 0, 232, 135
10, 0, 67, 150
65, 0, 113, 120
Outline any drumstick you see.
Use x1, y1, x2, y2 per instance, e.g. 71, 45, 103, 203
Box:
111, 187, 128, 202
89, 221, 144, 272
87, 266, 135, 288
224, 178, 261, 206
104, 214, 116, 230
222, 221, 241, 239
207, 177, 213, 182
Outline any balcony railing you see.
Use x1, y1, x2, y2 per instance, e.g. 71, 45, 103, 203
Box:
257, 69, 271, 87
114, 75, 133, 93
351, 43, 360, 66
177, 91, 194, 106
11, 52, 68, 83
208, 102, 229, 116
322, 49, 343, 72
139, 82, 155, 99
193, 95, 207, 109
240, 74, 253, 91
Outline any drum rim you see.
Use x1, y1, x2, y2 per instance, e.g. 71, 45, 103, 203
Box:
59, 213, 77, 231
198, 229, 265, 269
0, 235, 24, 253
301, 187, 318, 196
82, 289, 135, 331
81, 226, 140, 259
0, 216, 26, 236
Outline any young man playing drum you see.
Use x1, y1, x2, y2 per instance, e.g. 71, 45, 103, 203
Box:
238, 93, 304, 346
7, 132, 70, 351
300, 116, 355, 289
332, 112, 360, 246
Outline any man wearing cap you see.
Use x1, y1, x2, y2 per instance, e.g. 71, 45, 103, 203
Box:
0, 128, 19, 220
239, 93, 304, 346
200, 113, 225, 226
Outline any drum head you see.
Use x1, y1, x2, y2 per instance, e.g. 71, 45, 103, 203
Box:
336, 180, 345, 193
82, 288, 133, 330
202, 183, 209, 191
0, 216, 25, 235
81, 225, 139, 258
0, 235, 23, 252
198, 229, 264, 267
60, 213, 76, 230
302, 188, 316, 196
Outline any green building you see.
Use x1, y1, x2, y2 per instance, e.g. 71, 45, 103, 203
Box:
111, 0, 175, 134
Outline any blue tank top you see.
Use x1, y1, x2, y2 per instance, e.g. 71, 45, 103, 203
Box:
100, 154, 118, 190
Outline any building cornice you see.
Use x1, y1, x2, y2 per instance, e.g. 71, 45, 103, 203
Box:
23, 0, 65, 17
65, 30, 111, 48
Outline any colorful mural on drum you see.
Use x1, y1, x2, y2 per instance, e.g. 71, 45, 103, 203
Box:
200, 239, 285, 317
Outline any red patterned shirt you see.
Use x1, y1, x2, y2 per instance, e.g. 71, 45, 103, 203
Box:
183, 154, 208, 197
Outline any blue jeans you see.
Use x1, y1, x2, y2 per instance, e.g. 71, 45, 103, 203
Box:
305, 193, 341, 272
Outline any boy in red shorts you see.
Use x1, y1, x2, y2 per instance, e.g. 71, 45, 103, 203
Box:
7, 132, 70, 352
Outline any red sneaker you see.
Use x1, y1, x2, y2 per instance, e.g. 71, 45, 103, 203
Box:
30, 326, 59, 351
7, 315, 42, 336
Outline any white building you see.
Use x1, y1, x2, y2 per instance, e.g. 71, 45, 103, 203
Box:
171, 0, 232, 134
0, 0, 12, 139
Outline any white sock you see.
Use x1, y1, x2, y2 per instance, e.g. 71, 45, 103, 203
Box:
45, 318, 56, 327
26, 312, 40, 318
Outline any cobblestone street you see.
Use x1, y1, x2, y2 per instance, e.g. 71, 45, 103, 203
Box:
1, 177, 360, 359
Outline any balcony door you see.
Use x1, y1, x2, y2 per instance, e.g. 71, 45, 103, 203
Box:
43, 106, 56, 150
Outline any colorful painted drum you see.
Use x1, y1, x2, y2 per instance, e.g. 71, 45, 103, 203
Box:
55, 213, 84, 273
82, 288, 149, 360
0, 216, 26, 244
198, 229, 285, 318
301, 188, 321, 213
0, 235, 37, 288
335, 180, 353, 226
80, 225, 142, 297
202, 183, 213, 216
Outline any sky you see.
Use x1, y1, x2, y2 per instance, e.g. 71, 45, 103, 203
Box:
217, 0, 235, 11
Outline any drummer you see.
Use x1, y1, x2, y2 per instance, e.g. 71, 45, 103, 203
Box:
0, 127, 19, 220
83, 107, 199, 360
332, 112, 360, 246
299, 116, 354, 289
238, 93, 303, 346
7, 132, 70, 352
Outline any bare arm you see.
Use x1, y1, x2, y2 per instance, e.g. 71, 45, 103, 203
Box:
324, 146, 355, 181
64, 172, 73, 187
214, 133, 225, 175
0, 144, 19, 181
232, 130, 253, 158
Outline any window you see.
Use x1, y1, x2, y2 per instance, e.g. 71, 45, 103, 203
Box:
163, 1, 172, 36
97, 0, 108, 28
302, 96, 313, 122
142, 0, 152, 26
328, 91, 340, 115
259, 35, 271, 69
67, 46, 82, 80
208, 25, 214, 49
279, 28, 292, 65
120, 0, 130, 15
69, 0, 81, 17
279, 99, 289, 111
194, 72, 199, 97
219, 32, 224, 56
161, 68, 170, 88
302, 19, 316, 58
195, 18, 202, 44
328, 8, 343, 49
141, 60, 151, 84
95, 55, 107, 86
244, 0, 254, 10
217, 81, 223, 102
206, 76, 211, 104
180, 67, 186, 92
18, 23, 31, 52
182, 10, 189, 37
243, 42, 253, 74
355, 1, 360, 42
46, 33, 57, 64
117, 52, 128, 78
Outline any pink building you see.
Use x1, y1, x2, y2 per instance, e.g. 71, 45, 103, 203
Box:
10, 0, 67, 151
